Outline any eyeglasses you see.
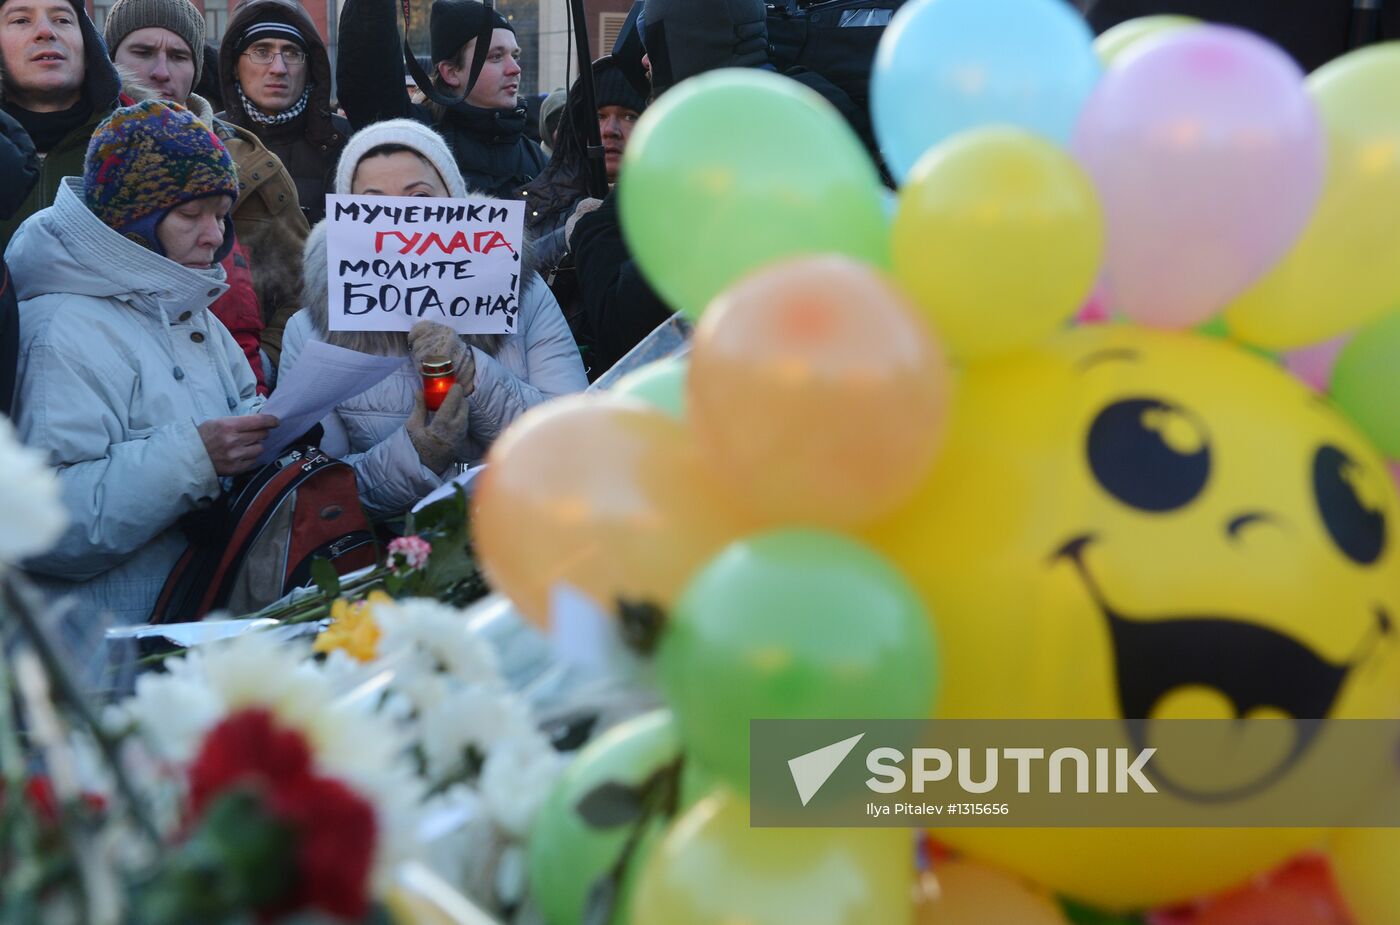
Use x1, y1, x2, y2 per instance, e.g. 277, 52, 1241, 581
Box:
242, 46, 307, 66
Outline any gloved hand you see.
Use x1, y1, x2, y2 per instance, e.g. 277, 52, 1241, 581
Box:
406, 383, 470, 473
407, 320, 476, 397
565, 197, 604, 249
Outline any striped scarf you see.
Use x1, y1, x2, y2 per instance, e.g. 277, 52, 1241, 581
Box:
237, 83, 311, 126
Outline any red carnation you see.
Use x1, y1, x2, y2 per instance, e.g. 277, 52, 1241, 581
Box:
187, 709, 378, 921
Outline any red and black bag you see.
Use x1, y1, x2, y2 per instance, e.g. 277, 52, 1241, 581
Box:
151, 444, 380, 623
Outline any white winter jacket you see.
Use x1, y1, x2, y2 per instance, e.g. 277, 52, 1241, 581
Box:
280, 224, 587, 519
7, 178, 263, 684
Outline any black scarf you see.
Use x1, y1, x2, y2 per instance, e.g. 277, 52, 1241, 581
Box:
441, 99, 528, 145
3, 99, 92, 154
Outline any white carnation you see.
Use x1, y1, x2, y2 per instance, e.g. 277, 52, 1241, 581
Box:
419, 684, 539, 780
373, 597, 501, 685
0, 415, 68, 565
479, 733, 562, 838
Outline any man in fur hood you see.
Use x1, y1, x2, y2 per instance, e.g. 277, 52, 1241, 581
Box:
103, 0, 310, 381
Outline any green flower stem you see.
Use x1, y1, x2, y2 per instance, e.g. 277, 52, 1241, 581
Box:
1, 576, 161, 848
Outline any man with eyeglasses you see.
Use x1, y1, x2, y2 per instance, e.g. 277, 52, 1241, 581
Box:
216, 0, 348, 229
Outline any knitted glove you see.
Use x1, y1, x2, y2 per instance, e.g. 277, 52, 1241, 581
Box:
405, 384, 470, 473
407, 320, 475, 397
565, 197, 604, 249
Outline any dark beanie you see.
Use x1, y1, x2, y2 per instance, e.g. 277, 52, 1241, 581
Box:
592, 57, 647, 114
430, 0, 512, 65
235, 19, 309, 54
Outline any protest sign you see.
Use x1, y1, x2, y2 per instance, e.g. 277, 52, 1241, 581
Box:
325, 194, 525, 335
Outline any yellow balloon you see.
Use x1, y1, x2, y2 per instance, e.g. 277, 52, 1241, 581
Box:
1228, 45, 1400, 349
893, 127, 1104, 361
867, 326, 1400, 908
630, 790, 913, 925
1332, 828, 1400, 924
917, 860, 1067, 924
1093, 16, 1199, 67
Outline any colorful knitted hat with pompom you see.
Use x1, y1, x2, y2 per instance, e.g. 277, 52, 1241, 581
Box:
83, 99, 239, 254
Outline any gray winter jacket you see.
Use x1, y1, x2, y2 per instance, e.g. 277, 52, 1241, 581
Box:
8, 178, 263, 683
280, 223, 587, 518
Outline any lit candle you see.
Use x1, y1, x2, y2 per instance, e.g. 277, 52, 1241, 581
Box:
420, 355, 457, 412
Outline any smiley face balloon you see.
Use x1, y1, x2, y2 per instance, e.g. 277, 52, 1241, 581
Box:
869, 325, 1400, 910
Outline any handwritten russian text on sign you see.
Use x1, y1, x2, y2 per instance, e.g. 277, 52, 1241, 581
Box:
325, 194, 525, 335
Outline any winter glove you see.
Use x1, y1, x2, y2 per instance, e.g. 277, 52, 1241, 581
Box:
406, 384, 470, 474
565, 197, 604, 249
407, 320, 476, 397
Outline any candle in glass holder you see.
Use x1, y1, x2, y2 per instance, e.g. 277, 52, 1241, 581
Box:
420, 355, 457, 411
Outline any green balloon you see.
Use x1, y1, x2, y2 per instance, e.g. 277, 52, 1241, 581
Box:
613, 358, 688, 420
619, 69, 889, 320
1332, 309, 1400, 458
658, 529, 939, 794
529, 711, 679, 925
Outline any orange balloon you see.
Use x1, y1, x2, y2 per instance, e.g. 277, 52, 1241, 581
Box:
916, 860, 1068, 925
473, 396, 750, 627
689, 256, 951, 529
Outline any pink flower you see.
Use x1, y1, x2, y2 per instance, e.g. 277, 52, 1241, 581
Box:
387, 536, 432, 577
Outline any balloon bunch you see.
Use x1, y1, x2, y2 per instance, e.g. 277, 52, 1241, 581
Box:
475, 0, 1400, 922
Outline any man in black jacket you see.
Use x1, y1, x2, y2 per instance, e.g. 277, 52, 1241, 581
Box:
571, 0, 876, 377
217, 0, 349, 225
1083, 0, 1398, 73
1, 64, 41, 416
336, 0, 545, 200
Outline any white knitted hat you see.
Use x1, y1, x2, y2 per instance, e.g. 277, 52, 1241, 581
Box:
333, 118, 469, 198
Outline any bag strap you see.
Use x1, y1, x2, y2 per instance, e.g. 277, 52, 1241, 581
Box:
402, 0, 497, 109
1349, 0, 1386, 49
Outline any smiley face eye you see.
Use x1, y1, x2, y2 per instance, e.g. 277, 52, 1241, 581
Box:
1088, 398, 1211, 512
1313, 445, 1386, 565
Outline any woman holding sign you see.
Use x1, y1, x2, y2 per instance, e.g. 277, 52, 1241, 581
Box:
280, 119, 587, 518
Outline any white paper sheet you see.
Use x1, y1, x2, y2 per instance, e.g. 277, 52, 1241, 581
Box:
548, 582, 619, 675
258, 340, 407, 464
410, 464, 488, 514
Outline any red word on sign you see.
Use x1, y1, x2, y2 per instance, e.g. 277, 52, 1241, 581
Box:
374, 230, 515, 257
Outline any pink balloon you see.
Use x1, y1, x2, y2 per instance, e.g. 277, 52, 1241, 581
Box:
1074, 26, 1324, 329
1283, 335, 1349, 392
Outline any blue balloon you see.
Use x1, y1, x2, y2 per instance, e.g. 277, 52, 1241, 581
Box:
872, 0, 1101, 182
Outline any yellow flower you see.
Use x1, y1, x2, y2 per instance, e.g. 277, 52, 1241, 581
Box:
313, 591, 393, 663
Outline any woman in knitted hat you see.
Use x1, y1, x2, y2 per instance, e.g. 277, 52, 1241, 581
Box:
279, 118, 587, 519
7, 98, 276, 685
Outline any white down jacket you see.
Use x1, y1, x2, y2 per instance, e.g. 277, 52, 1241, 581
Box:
7, 178, 262, 684
280, 222, 587, 518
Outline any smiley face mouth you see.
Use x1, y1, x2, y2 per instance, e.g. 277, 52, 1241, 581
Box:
1054, 534, 1390, 802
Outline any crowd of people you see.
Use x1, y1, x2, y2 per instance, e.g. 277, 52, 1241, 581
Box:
1, 0, 1393, 671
